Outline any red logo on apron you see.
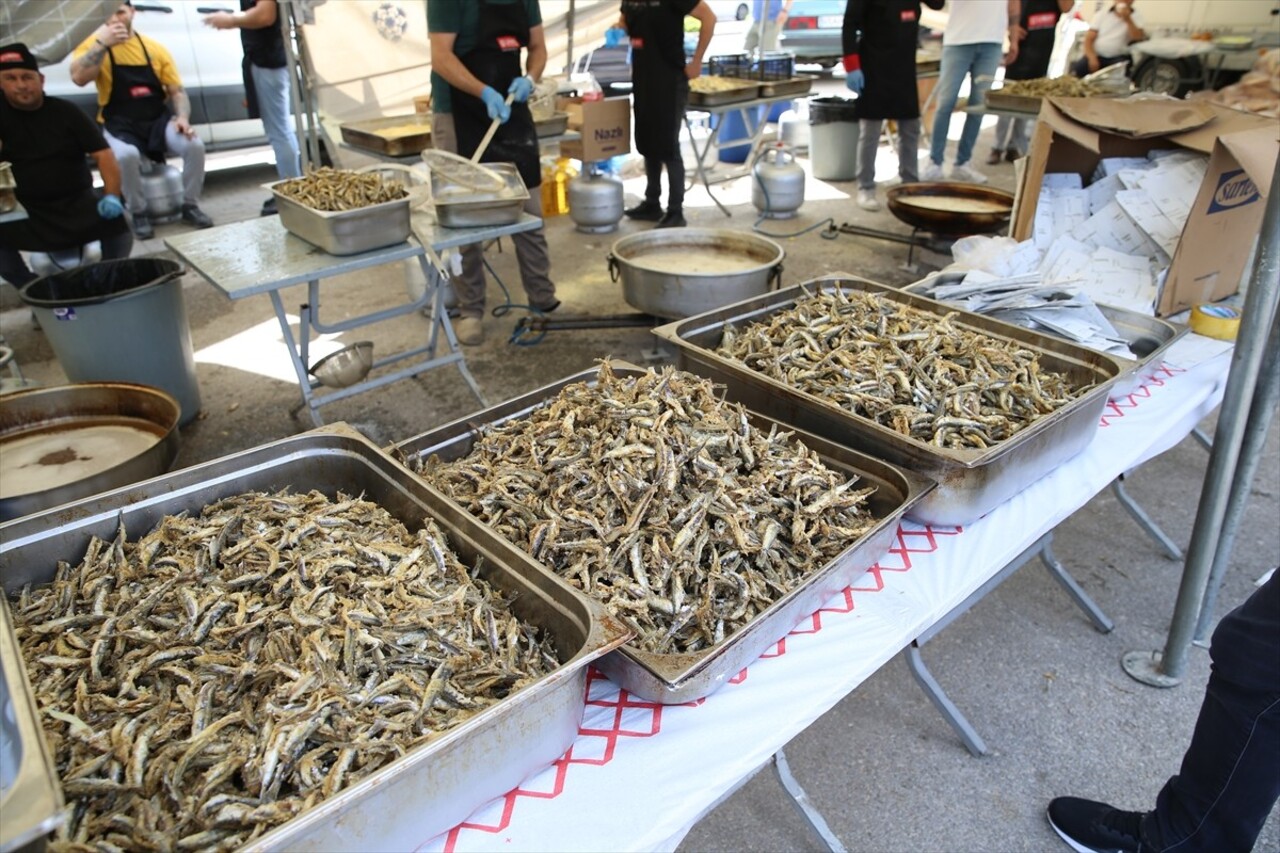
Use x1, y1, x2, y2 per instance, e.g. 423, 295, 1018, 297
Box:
129, 85, 152, 98
496, 35, 520, 51
630, 37, 644, 49
1027, 11, 1057, 29
900, 10, 917, 21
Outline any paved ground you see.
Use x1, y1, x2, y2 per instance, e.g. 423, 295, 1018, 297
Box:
2, 78, 1277, 852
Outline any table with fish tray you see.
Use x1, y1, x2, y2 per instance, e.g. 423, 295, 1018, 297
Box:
164, 212, 540, 427
389, 331, 1231, 852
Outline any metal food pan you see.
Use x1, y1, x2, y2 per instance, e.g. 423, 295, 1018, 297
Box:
651, 277, 1123, 527
0, 423, 629, 852
758, 77, 813, 99
270, 169, 411, 256
689, 84, 761, 107
534, 112, 570, 138
391, 362, 933, 703
339, 114, 433, 157
985, 90, 1043, 115
432, 162, 529, 229
902, 273, 1186, 401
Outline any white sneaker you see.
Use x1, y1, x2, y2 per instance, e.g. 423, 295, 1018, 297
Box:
856, 189, 881, 211
455, 316, 484, 346
921, 162, 945, 182
948, 162, 989, 184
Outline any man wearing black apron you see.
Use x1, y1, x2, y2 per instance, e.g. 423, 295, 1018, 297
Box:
428, 0, 558, 347
620, 0, 716, 229
842, 0, 945, 212
0, 43, 132, 288
70, 1, 212, 240
987, 0, 1072, 165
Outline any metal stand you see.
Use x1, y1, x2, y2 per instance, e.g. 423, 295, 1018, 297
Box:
512, 312, 659, 335
903, 533, 1113, 756
1111, 473, 1184, 560
684, 93, 802, 217
829, 222, 955, 274
771, 749, 848, 853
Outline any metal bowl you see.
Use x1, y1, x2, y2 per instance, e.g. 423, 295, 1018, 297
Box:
0, 382, 182, 522
309, 341, 374, 389
886, 182, 1014, 235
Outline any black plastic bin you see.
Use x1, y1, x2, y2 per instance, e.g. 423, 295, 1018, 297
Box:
809, 96, 860, 181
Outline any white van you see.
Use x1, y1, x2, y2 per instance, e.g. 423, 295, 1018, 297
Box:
38, 1, 267, 152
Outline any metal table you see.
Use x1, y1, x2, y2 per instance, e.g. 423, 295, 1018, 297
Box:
165, 213, 541, 427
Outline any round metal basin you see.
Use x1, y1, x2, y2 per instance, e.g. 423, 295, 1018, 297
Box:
608, 228, 784, 320
0, 383, 182, 522
886, 182, 1014, 235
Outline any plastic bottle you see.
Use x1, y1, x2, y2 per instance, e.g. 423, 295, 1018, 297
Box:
553, 157, 578, 215
540, 157, 559, 216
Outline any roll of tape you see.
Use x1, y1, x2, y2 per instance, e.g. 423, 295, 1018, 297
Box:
1190, 304, 1241, 341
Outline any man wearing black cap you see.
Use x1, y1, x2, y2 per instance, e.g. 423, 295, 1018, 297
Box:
0, 43, 132, 288
70, 0, 213, 238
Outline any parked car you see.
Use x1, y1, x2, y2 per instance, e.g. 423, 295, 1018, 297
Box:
707, 2, 751, 22
779, 0, 845, 68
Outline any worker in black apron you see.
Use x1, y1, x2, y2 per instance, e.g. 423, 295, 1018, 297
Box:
620, 0, 716, 229
427, 0, 558, 347
0, 42, 131, 288
842, 0, 944, 212
988, 0, 1073, 165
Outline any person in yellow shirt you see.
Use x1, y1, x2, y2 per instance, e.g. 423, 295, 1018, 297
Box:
70, 1, 212, 239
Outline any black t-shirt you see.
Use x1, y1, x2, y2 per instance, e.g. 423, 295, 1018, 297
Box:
1005, 0, 1063, 80
0, 96, 105, 205
622, 0, 699, 71
240, 0, 287, 69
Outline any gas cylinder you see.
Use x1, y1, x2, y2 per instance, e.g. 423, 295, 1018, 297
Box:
751, 143, 805, 219
567, 167, 623, 233
140, 161, 183, 222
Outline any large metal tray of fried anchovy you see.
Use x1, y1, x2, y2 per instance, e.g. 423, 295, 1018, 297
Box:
390, 361, 933, 704
902, 272, 1187, 402
0, 423, 630, 852
651, 277, 1123, 527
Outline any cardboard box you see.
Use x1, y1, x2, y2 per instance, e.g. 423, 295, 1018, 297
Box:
555, 95, 631, 162
1013, 98, 1277, 316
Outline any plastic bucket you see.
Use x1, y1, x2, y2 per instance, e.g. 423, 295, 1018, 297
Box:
808, 96, 860, 181
19, 258, 203, 425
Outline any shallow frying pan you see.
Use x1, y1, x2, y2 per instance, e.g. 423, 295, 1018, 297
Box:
886, 182, 1015, 235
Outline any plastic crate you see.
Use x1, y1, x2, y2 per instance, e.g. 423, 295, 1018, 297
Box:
709, 53, 754, 80
754, 52, 796, 81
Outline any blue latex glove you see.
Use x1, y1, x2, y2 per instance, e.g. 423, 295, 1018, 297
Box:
604, 27, 626, 47
97, 193, 124, 219
480, 85, 511, 123
508, 75, 535, 104
845, 69, 865, 95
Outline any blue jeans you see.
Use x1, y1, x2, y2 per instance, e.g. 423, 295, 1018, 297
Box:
928, 42, 1002, 167
251, 63, 301, 180
1144, 571, 1280, 851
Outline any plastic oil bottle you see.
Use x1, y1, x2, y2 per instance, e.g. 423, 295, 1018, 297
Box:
553, 157, 577, 216
540, 156, 559, 216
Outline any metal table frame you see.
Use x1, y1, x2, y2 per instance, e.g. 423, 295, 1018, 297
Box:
165, 214, 540, 427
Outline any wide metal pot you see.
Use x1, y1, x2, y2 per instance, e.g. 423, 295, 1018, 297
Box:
607, 228, 784, 320
886, 182, 1014, 235
0, 382, 181, 522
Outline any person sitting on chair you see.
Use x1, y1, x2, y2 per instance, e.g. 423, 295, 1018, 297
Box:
0, 43, 132, 289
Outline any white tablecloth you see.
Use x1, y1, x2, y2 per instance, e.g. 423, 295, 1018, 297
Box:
406, 343, 1230, 853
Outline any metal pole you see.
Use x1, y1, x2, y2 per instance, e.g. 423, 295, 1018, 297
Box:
566, 0, 575, 75
1192, 310, 1280, 645
1122, 150, 1280, 687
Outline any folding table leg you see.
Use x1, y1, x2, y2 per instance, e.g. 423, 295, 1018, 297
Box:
1040, 541, 1114, 633
903, 643, 988, 757
1111, 474, 1183, 561
771, 749, 848, 853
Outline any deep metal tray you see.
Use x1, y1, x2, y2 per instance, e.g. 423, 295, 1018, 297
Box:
651, 278, 1123, 527
391, 362, 933, 703
432, 162, 530, 229
984, 90, 1043, 115
902, 273, 1187, 401
758, 77, 813, 99
339, 114, 433, 157
688, 82, 761, 107
534, 112, 570, 138
271, 168, 412, 256
0, 424, 630, 852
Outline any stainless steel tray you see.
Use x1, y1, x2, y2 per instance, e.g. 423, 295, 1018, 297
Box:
271, 168, 412, 256
391, 362, 933, 703
0, 604, 63, 853
431, 162, 530, 229
689, 82, 761, 107
0, 423, 629, 852
534, 112, 570, 138
902, 273, 1187, 401
652, 278, 1123, 527
339, 114, 433, 157
758, 77, 813, 99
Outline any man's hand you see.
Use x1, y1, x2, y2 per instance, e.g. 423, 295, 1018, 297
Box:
203, 11, 237, 30
508, 76, 535, 103
95, 20, 129, 47
845, 69, 864, 94
1087, 54, 1100, 73
173, 116, 196, 139
97, 194, 124, 220
480, 86, 511, 123
684, 62, 702, 81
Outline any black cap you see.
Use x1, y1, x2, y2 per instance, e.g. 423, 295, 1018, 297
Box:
0, 43, 38, 72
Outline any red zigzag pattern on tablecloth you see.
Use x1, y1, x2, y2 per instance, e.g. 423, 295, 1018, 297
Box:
435, 364, 1177, 851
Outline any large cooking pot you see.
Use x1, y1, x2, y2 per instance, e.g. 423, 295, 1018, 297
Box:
0, 382, 182, 522
886, 182, 1014, 235
608, 228, 785, 320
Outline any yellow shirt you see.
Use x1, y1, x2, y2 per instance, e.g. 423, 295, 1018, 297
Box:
71, 32, 183, 122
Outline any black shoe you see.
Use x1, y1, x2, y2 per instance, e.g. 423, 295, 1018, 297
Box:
532, 298, 560, 314
624, 200, 663, 221
181, 204, 214, 229
655, 209, 686, 229
1005, 147, 1020, 163
1046, 797, 1146, 853
986, 148, 1004, 166
132, 212, 154, 240
260, 197, 278, 216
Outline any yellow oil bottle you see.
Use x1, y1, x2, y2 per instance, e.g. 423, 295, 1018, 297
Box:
553, 157, 577, 216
